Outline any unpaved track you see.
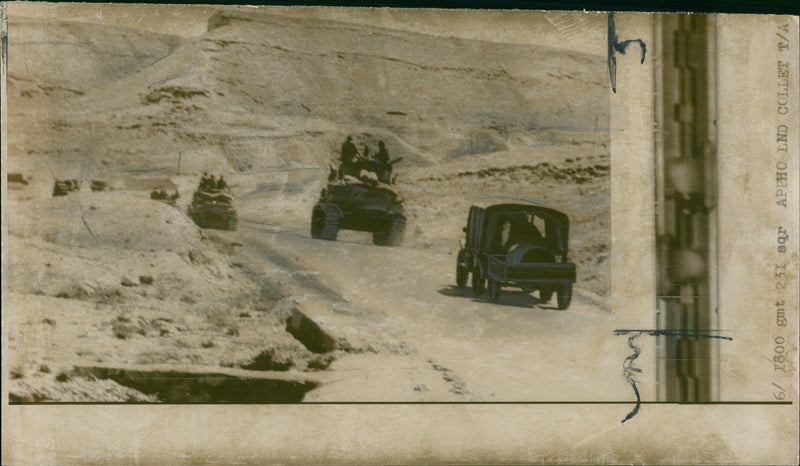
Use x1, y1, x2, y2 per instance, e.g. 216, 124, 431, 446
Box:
232, 220, 631, 402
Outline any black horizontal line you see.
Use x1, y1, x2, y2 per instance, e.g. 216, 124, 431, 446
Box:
8, 401, 793, 406
615, 329, 730, 332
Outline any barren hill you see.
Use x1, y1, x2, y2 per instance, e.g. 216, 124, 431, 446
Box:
7, 9, 607, 176
7, 17, 184, 101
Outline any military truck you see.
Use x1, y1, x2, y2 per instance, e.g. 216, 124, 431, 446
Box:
456, 199, 576, 309
187, 184, 237, 231
311, 182, 406, 246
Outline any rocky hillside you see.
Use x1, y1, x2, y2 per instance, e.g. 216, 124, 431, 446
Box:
7, 9, 607, 178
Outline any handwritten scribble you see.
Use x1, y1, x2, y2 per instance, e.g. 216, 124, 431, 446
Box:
607, 12, 647, 93
613, 329, 732, 423
613, 329, 733, 340
620, 332, 643, 423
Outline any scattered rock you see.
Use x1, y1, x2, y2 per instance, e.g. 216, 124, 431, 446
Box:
335, 337, 354, 352
96, 286, 123, 304
121, 276, 138, 287
55, 372, 70, 383
54, 281, 94, 299
175, 339, 192, 348
150, 317, 176, 337
112, 315, 147, 339
41, 318, 56, 326
306, 353, 335, 371
268, 297, 296, 319
201, 340, 215, 348
428, 360, 468, 396
391, 341, 413, 355
139, 275, 154, 285
39, 365, 51, 374
241, 348, 293, 371
9, 374, 157, 402
285, 308, 336, 354
184, 249, 211, 265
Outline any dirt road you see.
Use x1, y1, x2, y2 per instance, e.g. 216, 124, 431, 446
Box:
232, 219, 631, 402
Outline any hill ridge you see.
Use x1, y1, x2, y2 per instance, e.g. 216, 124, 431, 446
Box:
8, 8, 608, 175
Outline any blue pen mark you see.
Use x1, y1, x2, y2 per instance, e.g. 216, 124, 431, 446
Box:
607, 12, 647, 93
612, 329, 732, 423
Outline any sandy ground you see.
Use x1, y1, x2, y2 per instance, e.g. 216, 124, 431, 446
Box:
4, 6, 614, 402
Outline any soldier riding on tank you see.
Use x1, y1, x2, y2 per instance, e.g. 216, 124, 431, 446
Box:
338, 136, 359, 180
373, 140, 391, 184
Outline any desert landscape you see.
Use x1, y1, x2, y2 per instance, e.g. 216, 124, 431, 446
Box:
4, 5, 625, 402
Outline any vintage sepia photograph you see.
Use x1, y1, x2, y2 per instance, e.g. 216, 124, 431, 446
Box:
4, 5, 612, 403
1, 4, 798, 464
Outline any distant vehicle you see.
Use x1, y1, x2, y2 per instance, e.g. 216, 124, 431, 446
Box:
151, 188, 180, 206
187, 183, 237, 231
311, 182, 406, 246
52, 179, 80, 197
8, 173, 29, 185
456, 200, 576, 309
90, 180, 107, 192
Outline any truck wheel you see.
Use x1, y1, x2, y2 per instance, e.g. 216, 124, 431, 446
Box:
471, 263, 486, 297
456, 250, 468, 287
311, 208, 339, 241
556, 284, 572, 310
540, 288, 553, 303
488, 279, 501, 300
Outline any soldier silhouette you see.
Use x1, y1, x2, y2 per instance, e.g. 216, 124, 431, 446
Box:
339, 136, 359, 179
374, 140, 391, 183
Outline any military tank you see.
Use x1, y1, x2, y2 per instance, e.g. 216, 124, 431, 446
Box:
311, 182, 405, 246
52, 179, 80, 197
187, 181, 237, 231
